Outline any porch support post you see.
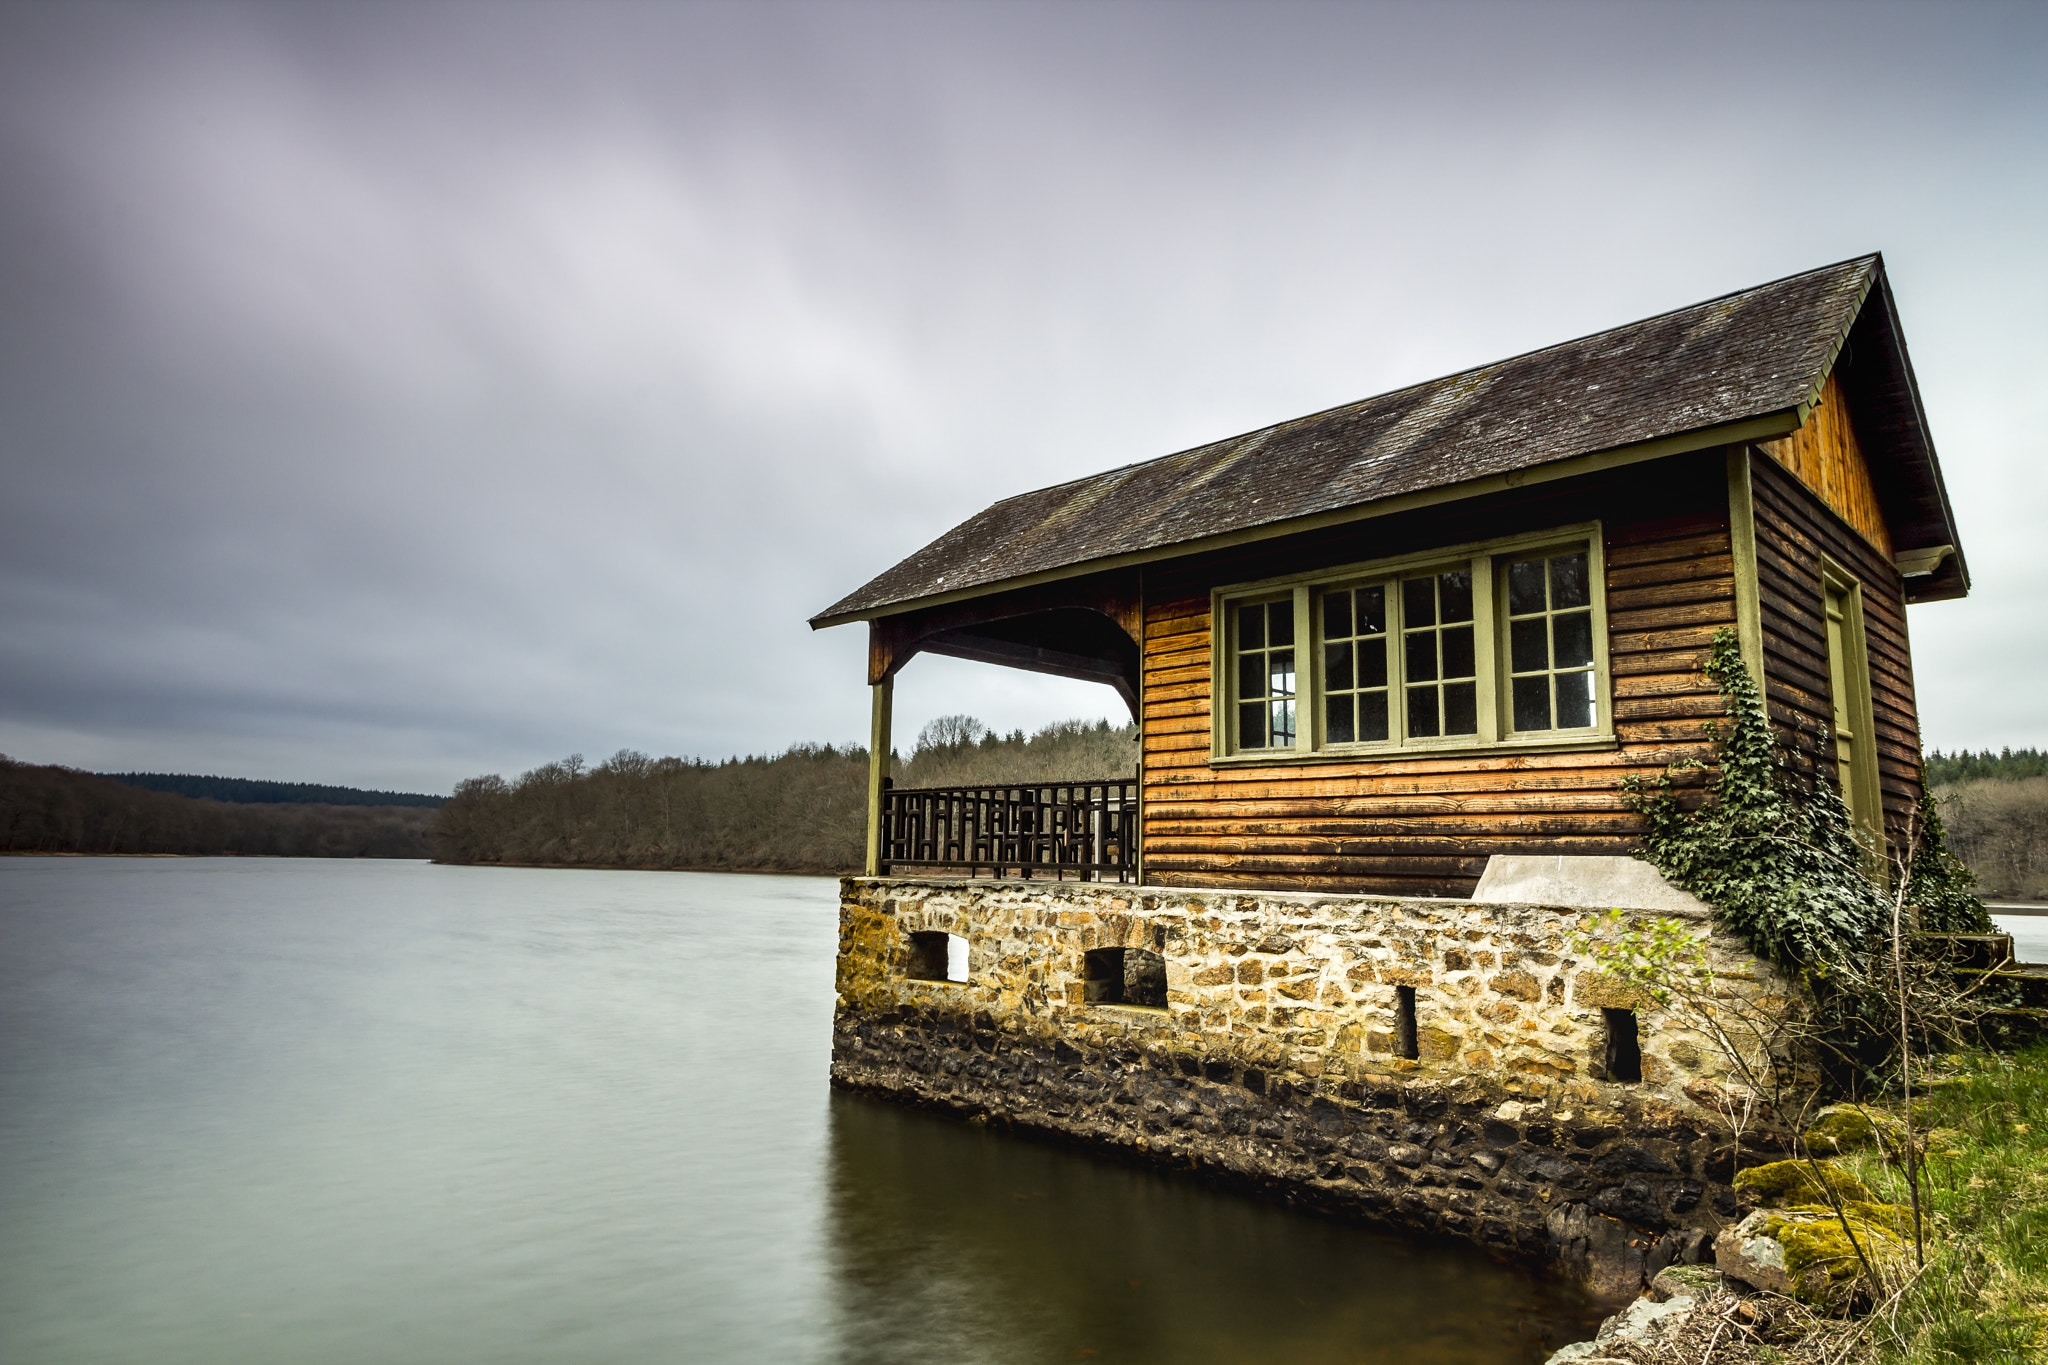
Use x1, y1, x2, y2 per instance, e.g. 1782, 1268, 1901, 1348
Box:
865, 678, 893, 876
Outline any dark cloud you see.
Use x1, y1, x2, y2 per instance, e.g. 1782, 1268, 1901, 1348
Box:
1, 0, 2043, 790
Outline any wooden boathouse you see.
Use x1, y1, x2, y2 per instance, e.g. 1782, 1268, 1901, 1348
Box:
810, 255, 1973, 1295
811, 253, 1966, 893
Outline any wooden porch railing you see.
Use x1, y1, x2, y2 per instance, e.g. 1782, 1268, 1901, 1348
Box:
879, 777, 1138, 881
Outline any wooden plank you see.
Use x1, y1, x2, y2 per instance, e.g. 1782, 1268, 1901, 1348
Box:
1141, 676, 1212, 703
1607, 553, 1734, 592
1146, 788, 1639, 816
1610, 647, 1715, 677
1605, 578, 1735, 613
1612, 671, 1720, 699
1608, 623, 1731, 654
1612, 694, 1729, 722
1143, 815, 1646, 839
1608, 598, 1736, 632
1604, 531, 1734, 569
1147, 870, 1482, 896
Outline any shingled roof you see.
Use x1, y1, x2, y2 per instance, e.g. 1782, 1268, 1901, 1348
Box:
815, 253, 1961, 625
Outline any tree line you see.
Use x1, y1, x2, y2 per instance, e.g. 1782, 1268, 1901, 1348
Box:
99, 772, 445, 807
428, 716, 1138, 871
1924, 747, 2048, 786
2, 756, 434, 858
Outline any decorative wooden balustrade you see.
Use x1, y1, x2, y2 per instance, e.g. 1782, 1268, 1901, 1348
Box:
879, 777, 1138, 881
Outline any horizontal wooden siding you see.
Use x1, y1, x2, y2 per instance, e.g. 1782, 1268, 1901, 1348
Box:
1139, 453, 1738, 896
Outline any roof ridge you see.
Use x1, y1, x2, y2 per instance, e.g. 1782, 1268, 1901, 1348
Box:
978, 253, 1881, 510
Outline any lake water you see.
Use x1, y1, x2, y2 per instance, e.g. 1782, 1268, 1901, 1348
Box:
0, 858, 1594, 1364
1988, 909, 2048, 963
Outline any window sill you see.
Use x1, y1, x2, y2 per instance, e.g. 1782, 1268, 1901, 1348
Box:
905, 977, 971, 987
1209, 734, 1617, 767
1088, 1003, 1170, 1016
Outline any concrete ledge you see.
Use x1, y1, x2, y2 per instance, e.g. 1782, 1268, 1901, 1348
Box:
1473, 856, 1710, 916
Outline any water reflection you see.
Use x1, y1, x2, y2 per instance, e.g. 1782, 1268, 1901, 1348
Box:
826, 1094, 1597, 1364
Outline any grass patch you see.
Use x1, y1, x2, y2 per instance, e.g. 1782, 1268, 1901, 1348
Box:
1834, 1044, 2048, 1362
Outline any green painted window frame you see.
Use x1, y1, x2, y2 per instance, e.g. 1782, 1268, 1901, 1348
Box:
1209, 523, 1613, 765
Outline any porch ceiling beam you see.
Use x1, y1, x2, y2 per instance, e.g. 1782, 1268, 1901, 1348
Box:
916, 629, 1139, 720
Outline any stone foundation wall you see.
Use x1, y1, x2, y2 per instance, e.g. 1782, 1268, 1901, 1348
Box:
831, 876, 1799, 1302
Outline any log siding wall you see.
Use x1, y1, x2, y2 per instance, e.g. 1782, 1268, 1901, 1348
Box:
1748, 452, 1922, 840
1140, 451, 1740, 896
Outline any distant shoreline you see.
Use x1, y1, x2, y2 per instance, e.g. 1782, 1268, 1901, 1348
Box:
430, 859, 845, 878
1, 851, 841, 877
9, 852, 2047, 903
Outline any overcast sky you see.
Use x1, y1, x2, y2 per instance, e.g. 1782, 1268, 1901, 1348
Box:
1, 0, 2043, 793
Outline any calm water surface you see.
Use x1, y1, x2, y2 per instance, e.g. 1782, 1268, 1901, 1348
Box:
0, 858, 1594, 1363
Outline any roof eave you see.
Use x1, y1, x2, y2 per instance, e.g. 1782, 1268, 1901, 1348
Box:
807, 406, 1805, 630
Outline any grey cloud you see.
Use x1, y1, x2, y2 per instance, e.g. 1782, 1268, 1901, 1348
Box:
1, 1, 2043, 791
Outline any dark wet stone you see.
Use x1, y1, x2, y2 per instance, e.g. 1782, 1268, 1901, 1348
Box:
1592, 1176, 1663, 1227
1592, 1145, 1676, 1176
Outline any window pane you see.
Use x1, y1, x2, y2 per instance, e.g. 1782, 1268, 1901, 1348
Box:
1442, 625, 1474, 680
1439, 569, 1473, 623
1402, 576, 1435, 627
1269, 649, 1295, 697
1325, 641, 1353, 691
1406, 685, 1439, 737
1357, 585, 1386, 635
1404, 631, 1438, 682
1239, 702, 1265, 748
1267, 602, 1294, 646
1359, 691, 1389, 742
1239, 652, 1266, 700
1507, 558, 1546, 614
1550, 552, 1590, 610
1270, 698, 1296, 745
1323, 591, 1351, 640
1238, 602, 1264, 650
1554, 611, 1594, 668
1326, 695, 1354, 744
1444, 682, 1477, 735
1513, 675, 1551, 731
1557, 671, 1594, 728
1358, 634, 1388, 687
1511, 617, 1548, 672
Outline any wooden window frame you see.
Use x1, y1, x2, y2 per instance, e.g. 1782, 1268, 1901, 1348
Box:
1818, 557, 1884, 854
1209, 523, 1613, 766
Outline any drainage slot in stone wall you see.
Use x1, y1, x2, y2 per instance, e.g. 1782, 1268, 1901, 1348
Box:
1084, 947, 1167, 1008
1602, 1007, 1642, 1082
1395, 985, 1419, 1060
907, 931, 969, 983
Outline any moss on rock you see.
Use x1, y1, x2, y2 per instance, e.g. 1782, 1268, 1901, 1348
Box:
1732, 1158, 1874, 1208
1803, 1104, 1910, 1157
1767, 1207, 1910, 1308
1715, 1205, 1912, 1309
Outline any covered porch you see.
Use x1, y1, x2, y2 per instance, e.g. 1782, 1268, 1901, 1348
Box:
819, 566, 1146, 883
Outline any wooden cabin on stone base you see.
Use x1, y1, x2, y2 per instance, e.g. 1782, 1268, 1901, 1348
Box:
810, 253, 1967, 902
810, 256, 1974, 1295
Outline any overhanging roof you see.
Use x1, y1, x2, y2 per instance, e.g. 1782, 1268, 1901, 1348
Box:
813, 253, 1967, 626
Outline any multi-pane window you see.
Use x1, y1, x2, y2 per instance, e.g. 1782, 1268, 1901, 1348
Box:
1320, 584, 1389, 744
1234, 598, 1297, 750
1504, 550, 1597, 733
1215, 531, 1608, 759
1400, 570, 1478, 738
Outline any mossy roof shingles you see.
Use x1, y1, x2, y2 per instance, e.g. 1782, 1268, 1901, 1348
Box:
815, 255, 1879, 624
